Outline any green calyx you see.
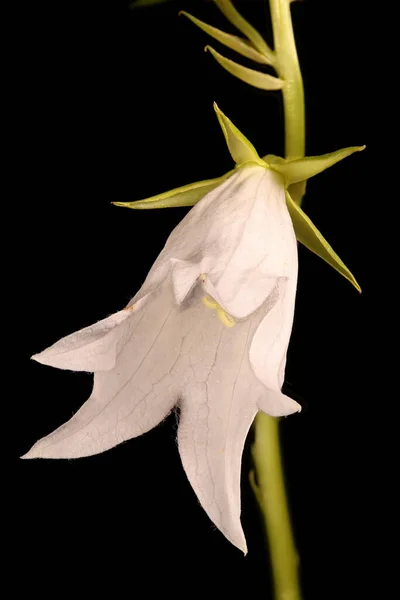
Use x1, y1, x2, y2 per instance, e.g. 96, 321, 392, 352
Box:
115, 105, 364, 292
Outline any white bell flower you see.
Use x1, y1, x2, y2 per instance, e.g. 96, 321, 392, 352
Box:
23, 104, 363, 553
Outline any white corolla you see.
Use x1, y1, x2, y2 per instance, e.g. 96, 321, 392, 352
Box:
23, 105, 363, 553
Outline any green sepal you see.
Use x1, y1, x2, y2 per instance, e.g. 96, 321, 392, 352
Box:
214, 103, 265, 167
113, 171, 234, 210
213, 0, 274, 62
206, 46, 283, 91
180, 12, 272, 65
287, 180, 307, 206
113, 103, 265, 210
271, 146, 365, 185
285, 190, 361, 292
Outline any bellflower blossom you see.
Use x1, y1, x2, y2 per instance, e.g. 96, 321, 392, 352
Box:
23, 105, 363, 552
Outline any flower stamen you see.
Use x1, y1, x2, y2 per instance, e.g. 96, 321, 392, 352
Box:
202, 295, 235, 328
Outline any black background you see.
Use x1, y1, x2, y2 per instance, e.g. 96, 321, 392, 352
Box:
13, 1, 381, 598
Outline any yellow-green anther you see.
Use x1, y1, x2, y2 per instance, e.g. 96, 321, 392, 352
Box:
180, 11, 274, 66
213, 103, 264, 166
285, 190, 361, 292
271, 146, 366, 185
113, 172, 234, 210
206, 46, 284, 91
202, 295, 236, 328
213, 0, 274, 62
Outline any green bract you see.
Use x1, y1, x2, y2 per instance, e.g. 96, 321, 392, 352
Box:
179, 12, 273, 66
180, 1, 280, 90
213, 0, 273, 59
114, 104, 363, 292
206, 46, 283, 91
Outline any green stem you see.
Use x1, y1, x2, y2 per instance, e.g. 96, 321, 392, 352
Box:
250, 2, 305, 599
270, 0, 305, 160
251, 414, 301, 600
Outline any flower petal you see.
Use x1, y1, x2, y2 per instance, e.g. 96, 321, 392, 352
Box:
141, 166, 296, 320
176, 293, 266, 553
23, 284, 181, 459
257, 390, 301, 417
202, 169, 297, 319
178, 387, 256, 554
132, 167, 254, 302
171, 259, 202, 304
250, 275, 298, 394
31, 308, 135, 372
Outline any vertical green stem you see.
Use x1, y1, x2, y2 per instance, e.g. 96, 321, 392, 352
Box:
251, 414, 301, 600
250, 2, 305, 599
269, 0, 305, 160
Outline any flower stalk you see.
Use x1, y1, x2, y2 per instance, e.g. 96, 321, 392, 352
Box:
251, 1, 304, 598
251, 414, 301, 600
269, 0, 305, 161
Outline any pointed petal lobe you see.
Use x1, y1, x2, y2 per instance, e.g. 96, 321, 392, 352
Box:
23, 284, 181, 459
176, 294, 263, 552
31, 308, 134, 372
257, 389, 301, 417
175, 282, 297, 551
250, 275, 298, 394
